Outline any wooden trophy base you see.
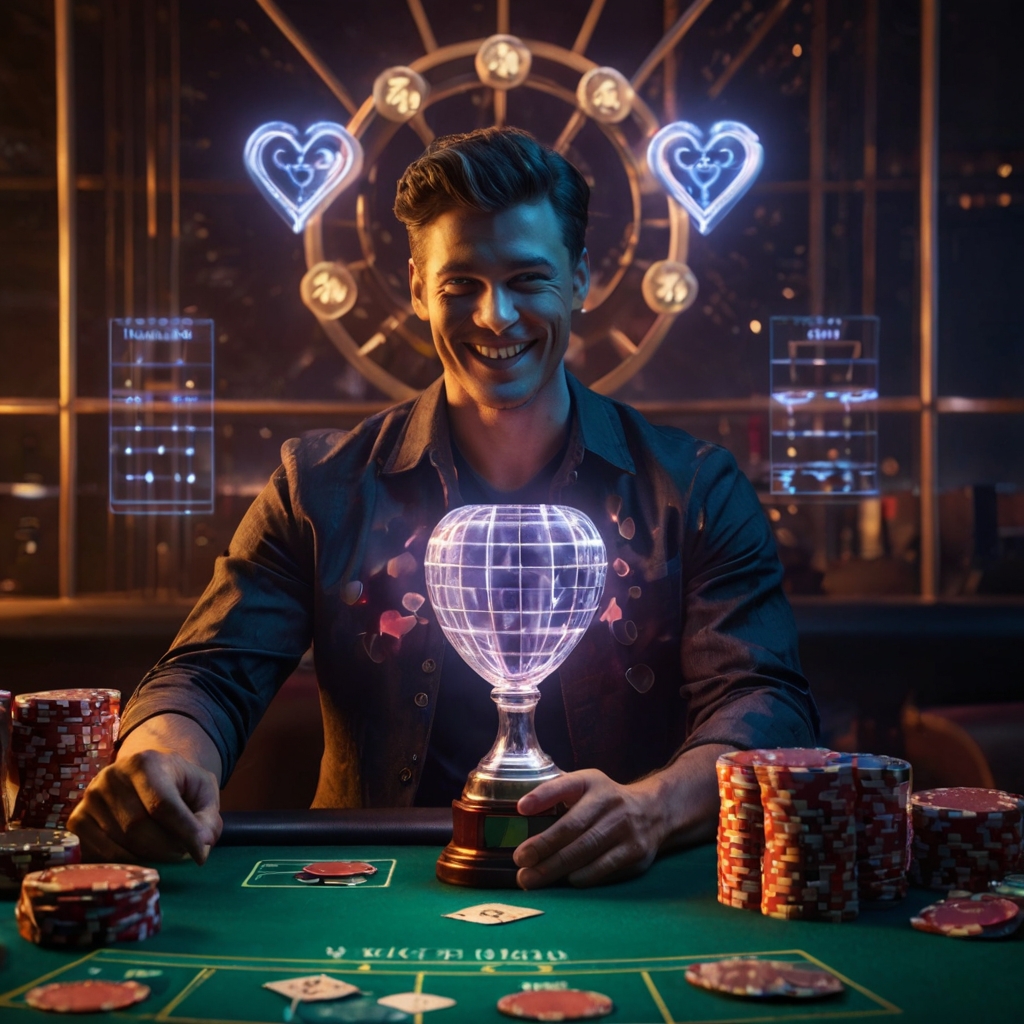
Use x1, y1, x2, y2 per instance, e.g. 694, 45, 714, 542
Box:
436, 798, 558, 888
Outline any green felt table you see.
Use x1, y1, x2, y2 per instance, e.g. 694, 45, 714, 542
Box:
0, 810, 1018, 1024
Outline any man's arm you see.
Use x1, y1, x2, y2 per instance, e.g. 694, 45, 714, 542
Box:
68, 713, 223, 864
514, 743, 732, 888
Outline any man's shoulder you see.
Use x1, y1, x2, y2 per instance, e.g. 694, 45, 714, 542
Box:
278, 399, 416, 479
582, 384, 734, 478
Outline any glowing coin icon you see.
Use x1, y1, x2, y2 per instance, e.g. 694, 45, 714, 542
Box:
300, 261, 358, 320
475, 34, 532, 89
641, 261, 699, 314
576, 67, 634, 124
373, 66, 429, 123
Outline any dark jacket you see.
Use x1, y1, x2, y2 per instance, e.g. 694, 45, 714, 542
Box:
121, 373, 818, 807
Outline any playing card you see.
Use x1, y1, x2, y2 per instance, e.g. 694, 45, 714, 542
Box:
263, 974, 360, 1002
443, 902, 544, 925
377, 993, 456, 1013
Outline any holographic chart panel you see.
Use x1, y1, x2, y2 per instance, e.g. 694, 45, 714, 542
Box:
109, 318, 214, 514
770, 316, 879, 496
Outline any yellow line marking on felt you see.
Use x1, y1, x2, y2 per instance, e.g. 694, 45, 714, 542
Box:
156, 967, 216, 1021
0, 950, 100, 1006
797, 950, 902, 1015
414, 970, 425, 1024
641, 970, 675, 1024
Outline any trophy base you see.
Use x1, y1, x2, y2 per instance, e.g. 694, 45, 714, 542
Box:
436, 798, 559, 888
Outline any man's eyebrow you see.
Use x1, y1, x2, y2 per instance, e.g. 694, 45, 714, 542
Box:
435, 257, 559, 276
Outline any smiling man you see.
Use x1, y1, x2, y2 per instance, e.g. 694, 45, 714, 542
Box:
71, 128, 818, 887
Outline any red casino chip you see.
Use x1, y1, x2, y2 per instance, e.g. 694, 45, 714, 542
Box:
23, 863, 158, 896
302, 861, 378, 878
497, 989, 614, 1021
685, 958, 844, 999
911, 895, 1022, 939
24, 979, 150, 1013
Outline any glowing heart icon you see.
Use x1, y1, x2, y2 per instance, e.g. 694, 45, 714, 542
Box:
647, 121, 763, 235
243, 121, 364, 234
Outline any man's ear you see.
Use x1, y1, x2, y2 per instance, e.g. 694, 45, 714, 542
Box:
409, 258, 429, 321
571, 248, 591, 312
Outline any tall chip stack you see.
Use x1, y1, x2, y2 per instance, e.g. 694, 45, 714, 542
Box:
10, 689, 121, 829
909, 787, 1024, 892
715, 750, 764, 911
755, 749, 859, 922
0, 689, 11, 828
851, 753, 912, 902
0, 829, 82, 895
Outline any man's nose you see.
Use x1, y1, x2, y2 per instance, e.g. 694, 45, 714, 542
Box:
473, 285, 519, 334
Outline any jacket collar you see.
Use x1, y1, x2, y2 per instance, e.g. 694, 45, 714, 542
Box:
381, 370, 635, 477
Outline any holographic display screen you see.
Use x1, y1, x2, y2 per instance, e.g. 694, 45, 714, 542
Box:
109, 318, 214, 515
770, 315, 879, 497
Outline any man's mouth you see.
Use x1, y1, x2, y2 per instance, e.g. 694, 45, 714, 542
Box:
468, 341, 533, 362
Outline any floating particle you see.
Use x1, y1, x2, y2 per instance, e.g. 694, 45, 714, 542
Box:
402, 592, 426, 613
612, 619, 638, 645
626, 664, 655, 693
342, 580, 363, 605
618, 517, 636, 540
379, 610, 418, 639
599, 597, 623, 624
612, 558, 630, 577
387, 552, 417, 578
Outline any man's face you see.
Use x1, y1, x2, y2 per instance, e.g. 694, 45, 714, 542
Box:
409, 199, 589, 411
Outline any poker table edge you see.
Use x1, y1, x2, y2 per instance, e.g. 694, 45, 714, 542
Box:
218, 808, 454, 846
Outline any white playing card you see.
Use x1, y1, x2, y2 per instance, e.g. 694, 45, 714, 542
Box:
443, 902, 544, 925
263, 974, 360, 1002
377, 993, 456, 1013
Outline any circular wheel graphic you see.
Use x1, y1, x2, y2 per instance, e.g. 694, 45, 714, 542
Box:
302, 35, 693, 400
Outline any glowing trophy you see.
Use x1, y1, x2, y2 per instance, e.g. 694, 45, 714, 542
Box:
425, 504, 607, 887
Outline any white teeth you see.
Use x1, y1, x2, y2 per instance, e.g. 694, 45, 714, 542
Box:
472, 343, 527, 360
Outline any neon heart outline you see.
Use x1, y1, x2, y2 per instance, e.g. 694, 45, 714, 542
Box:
243, 121, 364, 234
647, 120, 763, 235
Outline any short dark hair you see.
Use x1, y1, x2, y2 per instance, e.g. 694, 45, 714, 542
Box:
393, 127, 590, 266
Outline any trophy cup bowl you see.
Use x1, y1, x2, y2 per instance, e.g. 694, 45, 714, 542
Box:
424, 504, 607, 887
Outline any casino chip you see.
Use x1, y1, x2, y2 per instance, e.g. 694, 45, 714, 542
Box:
685, 959, 845, 999
910, 788, 1024, 892
17, 863, 161, 948
910, 895, 1023, 939
24, 979, 150, 1013
10, 689, 121, 829
0, 828, 81, 895
496, 989, 614, 1020
989, 873, 1024, 907
303, 862, 378, 878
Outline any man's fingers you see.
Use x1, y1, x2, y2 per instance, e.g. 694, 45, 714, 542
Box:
179, 763, 224, 851
566, 842, 650, 888
67, 810, 141, 864
517, 772, 591, 816
133, 766, 215, 865
517, 814, 621, 888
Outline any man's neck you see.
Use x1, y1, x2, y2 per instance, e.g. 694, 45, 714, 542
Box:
445, 372, 571, 492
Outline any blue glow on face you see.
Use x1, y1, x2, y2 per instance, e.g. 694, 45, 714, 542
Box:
243, 121, 364, 234
647, 120, 764, 235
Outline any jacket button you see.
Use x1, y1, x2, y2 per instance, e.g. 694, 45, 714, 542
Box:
399, 767, 413, 783
421, 658, 436, 673
414, 692, 429, 708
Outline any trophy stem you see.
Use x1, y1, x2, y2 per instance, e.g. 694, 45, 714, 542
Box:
437, 685, 564, 888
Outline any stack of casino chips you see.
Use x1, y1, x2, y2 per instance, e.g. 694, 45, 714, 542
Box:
0, 689, 11, 828
851, 753, 912, 902
16, 863, 161, 947
11, 689, 120, 828
0, 828, 82, 895
755, 749, 859, 922
910, 787, 1024, 892
715, 750, 764, 911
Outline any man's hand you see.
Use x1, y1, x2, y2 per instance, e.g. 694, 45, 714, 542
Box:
513, 743, 732, 889
67, 713, 223, 865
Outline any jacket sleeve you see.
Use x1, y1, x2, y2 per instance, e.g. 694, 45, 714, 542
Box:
675, 445, 819, 754
119, 440, 314, 783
